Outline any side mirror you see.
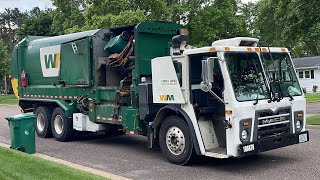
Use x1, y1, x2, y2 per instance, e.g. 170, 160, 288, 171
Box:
201, 57, 220, 83
200, 57, 219, 92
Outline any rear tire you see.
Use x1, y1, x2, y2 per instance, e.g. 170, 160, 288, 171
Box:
51, 107, 73, 142
35, 106, 53, 138
159, 116, 194, 165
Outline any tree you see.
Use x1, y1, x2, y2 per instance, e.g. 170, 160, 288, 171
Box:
17, 7, 55, 38
0, 8, 27, 52
0, 39, 10, 94
255, 0, 320, 57
239, 2, 258, 36
83, 0, 147, 29
51, 0, 86, 34
188, 0, 249, 46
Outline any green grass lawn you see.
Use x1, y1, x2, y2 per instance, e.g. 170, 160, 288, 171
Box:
0, 94, 18, 105
0, 147, 107, 180
306, 93, 320, 103
306, 115, 320, 125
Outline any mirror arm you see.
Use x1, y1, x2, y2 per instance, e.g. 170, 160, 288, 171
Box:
208, 89, 225, 104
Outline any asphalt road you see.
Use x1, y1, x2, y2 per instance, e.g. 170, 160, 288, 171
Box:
307, 103, 320, 115
1, 105, 319, 180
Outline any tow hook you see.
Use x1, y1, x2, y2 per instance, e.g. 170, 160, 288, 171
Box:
224, 118, 232, 129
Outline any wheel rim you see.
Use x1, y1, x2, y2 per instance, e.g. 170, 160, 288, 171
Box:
36, 113, 45, 132
54, 115, 64, 135
166, 126, 186, 155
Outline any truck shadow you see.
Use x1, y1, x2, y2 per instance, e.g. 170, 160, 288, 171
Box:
71, 132, 298, 171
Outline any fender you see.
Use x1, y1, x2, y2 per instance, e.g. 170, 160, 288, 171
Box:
154, 105, 201, 155
19, 98, 77, 118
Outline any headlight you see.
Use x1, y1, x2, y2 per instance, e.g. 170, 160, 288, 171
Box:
241, 129, 249, 140
296, 120, 301, 129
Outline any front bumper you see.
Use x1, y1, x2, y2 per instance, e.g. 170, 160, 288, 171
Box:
238, 131, 309, 156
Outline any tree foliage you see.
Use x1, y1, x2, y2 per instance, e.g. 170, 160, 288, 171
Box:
0, 8, 27, 52
51, 0, 86, 34
17, 7, 54, 38
189, 0, 248, 46
0, 39, 10, 80
255, 0, 320, 57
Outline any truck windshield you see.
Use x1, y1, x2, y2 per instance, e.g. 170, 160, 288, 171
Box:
261, 52, 302, 98
225, 52, 270, 101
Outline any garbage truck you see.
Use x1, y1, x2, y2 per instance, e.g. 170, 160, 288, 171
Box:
10, 21, 309, 165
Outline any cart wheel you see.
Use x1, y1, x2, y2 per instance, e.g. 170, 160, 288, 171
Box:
16, 146, 26, 152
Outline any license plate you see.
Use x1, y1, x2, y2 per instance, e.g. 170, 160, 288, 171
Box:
243, 144, 255, 153
299, 133, 308, 143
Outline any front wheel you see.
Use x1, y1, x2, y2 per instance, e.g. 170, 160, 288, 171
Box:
51, 107, 73, 142
159, 116, 194, 165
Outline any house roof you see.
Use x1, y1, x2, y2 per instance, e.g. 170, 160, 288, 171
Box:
293, 56, 320, 69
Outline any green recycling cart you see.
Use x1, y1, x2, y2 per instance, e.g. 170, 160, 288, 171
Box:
5, 114, 36, 154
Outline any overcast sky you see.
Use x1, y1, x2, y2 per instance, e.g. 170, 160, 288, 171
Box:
0, 0, 52, 12
0, 0, 260, 12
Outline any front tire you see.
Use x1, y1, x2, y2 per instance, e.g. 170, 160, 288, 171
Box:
35, 106, 53, 138
51, 107, 73, 142
159, 116, 194, 165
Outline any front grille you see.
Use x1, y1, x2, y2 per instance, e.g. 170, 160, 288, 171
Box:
256, 108, 291, 140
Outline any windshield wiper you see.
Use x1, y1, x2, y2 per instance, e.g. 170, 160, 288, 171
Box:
258, 44, 273, 103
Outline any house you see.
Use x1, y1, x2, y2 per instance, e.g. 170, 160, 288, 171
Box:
293, 56, 320, 92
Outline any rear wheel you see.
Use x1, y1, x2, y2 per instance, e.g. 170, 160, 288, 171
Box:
51, 107, 73, 142
159, 116, 194, 165
35, 106, 53, 138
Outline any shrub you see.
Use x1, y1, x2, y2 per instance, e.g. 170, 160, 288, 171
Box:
312, 85, 318, 93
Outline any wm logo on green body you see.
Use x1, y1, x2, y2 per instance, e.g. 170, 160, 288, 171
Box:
44, 53, 60, 69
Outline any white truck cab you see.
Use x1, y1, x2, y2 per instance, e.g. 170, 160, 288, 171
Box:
151, 37, 309, 164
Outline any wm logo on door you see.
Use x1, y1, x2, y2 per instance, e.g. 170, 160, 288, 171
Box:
159, 94, 175, 101
40, 45, 61, 77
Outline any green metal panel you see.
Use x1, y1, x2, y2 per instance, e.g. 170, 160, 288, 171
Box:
28, 30, 100, 46
12, 30, 101, 87
120, 107, 142, 133
60, 38, 91, 85
134, 22, 182, 77
95, 86, 120, 103
11, 47, 19, 79
12, 30, 104, 113
94, 104, 120, 124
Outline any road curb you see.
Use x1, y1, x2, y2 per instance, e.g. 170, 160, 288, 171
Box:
0, 142, 131, 180
0, 104, 19, 107
307, 125, 320, 130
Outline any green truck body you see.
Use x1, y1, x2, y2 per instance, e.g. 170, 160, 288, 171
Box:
11, 21, 181, 136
